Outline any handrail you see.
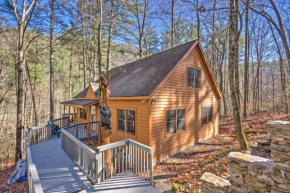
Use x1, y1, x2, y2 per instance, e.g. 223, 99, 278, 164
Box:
25, 129, 44, 193
96, 140, 127, 152
50, 117, 69, 122
62, 129, 97, 156
28, 125, 51, 146
30, 124, 47, 131
61, 129, 100, 184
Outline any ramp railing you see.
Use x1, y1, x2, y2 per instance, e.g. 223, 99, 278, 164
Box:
25, 129, 44, 193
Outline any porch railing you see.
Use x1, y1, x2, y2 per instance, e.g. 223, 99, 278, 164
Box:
61, 128, 154, 185
50, 116, 70, 128
25, 130, 44, 193
62, 121, 99, 141
28, 125, 51, 146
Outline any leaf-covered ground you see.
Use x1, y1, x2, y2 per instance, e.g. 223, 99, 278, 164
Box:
0, 163, 28, 193
154, 111, 290, 192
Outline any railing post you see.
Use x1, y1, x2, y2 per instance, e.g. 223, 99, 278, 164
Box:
150, 149, 153, 186
97, 152, 103, 183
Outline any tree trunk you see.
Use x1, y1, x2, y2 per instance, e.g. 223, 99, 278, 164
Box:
171, 0, 175, 48
243, 0, 249, 119
69, 43, 73, 100
106, 0, 114, 73
229, 0, 249, 150
49, 0, 55, 120
98, 0, 102, 76
196, 0, 200, 40
81, 0, 86, 89
26, 63, 38, 126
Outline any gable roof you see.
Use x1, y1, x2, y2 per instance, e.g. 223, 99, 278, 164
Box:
75, 40, 221, 99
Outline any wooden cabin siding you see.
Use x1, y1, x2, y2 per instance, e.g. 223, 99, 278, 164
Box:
150, 46, 220, 160
86, 84, 96, 99
107, 99, 151, 146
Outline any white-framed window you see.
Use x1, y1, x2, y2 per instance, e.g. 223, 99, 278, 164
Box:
117, 109, 136, 135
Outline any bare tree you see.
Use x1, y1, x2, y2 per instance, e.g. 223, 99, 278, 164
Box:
228, 0, 249, 150
106, 0, 115, 73
11, 0, 38, 161
49, 0, 55, 120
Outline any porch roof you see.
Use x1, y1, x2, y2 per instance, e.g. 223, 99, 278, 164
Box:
61, 99, 98, 107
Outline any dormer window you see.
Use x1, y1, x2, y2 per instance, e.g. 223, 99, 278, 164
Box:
188, 67, 201, 88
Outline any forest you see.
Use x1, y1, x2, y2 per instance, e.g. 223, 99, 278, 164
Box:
0, 0, 290, 192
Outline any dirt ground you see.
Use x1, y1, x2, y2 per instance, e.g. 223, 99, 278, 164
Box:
153, 111, 290, 192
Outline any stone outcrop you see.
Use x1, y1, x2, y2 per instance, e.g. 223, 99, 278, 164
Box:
200, 172, 231, 193
200, 121, 290, 193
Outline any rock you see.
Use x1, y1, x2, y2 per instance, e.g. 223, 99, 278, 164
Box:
200, 172, 231, 193
266, 121, 290, 130
245, 175, 271, 192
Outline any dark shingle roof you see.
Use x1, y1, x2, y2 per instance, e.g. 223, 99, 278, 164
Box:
74, 40, 197, 98
98, 40, 197, 97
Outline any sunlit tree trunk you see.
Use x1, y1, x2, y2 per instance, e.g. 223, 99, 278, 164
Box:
229, 0, 249, 150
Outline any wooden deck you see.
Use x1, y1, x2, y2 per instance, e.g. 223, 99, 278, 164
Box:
30, 136, 160, 193
31, 137, 92, 192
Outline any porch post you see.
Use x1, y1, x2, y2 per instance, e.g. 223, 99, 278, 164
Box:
73, 107, 76, 123
68, 106, 71, 126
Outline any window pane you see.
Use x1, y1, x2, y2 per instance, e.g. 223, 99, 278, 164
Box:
208, 107, 212, 122
195, 78, 200, 88
127, 121, 135, 134
177, 120, 185, 130
167, 110, 176, 122
208, 114, 212, 123
188, 67, 194, 77
202, 107, 207, 117
84, 109, 87, 119
177, 109, 185, 120
127, 110, 135, 122
167, 121, 176, 133
118, 109, 125, 120
188, 77, 194, 87
195, 69, 201, 78
118, 120, 125, 131
202, 115, 207, 125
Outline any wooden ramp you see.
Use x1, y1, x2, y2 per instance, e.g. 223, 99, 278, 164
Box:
30, 136, 160, 193
31, 137, 92, 193
82, 171, 160, 193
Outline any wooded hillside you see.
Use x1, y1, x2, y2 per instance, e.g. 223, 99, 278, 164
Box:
0, 0, 289, 167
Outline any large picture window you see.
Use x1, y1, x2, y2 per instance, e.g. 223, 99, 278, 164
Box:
202, 106, 213, 125
188, 67, 201, 88
80, 108, 87, 120
166, 109, 185, 134
117, 109, 136, 135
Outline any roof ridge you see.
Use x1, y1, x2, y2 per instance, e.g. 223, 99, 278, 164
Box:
109, 40, 197, 72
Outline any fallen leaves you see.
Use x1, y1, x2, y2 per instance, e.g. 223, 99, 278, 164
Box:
154, 111, 290, 192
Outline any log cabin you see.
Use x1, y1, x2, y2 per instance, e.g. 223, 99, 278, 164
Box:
61, 40, 222, 161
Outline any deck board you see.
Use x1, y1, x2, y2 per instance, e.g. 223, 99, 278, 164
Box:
31, 137, 92, 193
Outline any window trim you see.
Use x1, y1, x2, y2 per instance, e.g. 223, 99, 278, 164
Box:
116, 107, 137, 136
187, 66, 201, 89
164, 107, 187, 137
201, 106, 213, 125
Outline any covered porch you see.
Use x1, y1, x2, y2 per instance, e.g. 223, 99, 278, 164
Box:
61, 99, 99, 124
